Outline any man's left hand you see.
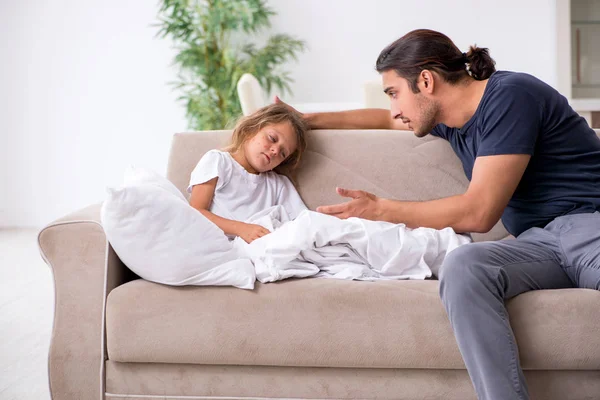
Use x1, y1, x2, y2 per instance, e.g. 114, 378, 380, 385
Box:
316, 187, 382, 220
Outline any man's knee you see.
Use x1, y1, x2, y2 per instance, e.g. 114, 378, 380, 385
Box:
440, 244, 490, 280
439, 243, 501, 299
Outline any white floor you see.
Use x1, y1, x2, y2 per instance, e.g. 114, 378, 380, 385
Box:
0, 229, 53, 400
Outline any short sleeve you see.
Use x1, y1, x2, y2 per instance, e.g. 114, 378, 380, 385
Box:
187, 150, 230, 193
276, 175, 307, 220
431, 124, 450, 140
477, 84, 541, 157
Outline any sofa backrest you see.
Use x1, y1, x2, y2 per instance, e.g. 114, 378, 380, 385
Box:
166, 129, 600, 242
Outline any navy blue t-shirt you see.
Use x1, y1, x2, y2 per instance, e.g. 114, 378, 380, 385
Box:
431, 71, 600, 236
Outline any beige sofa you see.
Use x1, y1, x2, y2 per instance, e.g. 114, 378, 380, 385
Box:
38, 129, 600, 400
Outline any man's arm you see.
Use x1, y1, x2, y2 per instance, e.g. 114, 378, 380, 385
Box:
274, 96, 409, 130
305, 108, 410, 130
318, 154, 531, 233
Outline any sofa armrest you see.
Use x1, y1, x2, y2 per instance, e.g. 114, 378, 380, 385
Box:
38, 203, 133, 400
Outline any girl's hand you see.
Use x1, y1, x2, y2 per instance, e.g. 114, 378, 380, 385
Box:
236, 223, 271, 244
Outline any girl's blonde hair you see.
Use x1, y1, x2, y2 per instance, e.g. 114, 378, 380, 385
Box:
224, 103, 309, 174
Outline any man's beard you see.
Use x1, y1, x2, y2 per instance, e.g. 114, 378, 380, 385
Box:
413, 96, 440, 137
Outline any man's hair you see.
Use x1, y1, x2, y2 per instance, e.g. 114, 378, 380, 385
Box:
376, 29, 496, 93
224, 103, 309, 174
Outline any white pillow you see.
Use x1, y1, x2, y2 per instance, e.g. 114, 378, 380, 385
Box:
122, 165, 186, 200
100, 166, 256, 289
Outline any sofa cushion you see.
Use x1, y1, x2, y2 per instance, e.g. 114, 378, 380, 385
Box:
104, 362, 600, 400
106, 278, 600, 370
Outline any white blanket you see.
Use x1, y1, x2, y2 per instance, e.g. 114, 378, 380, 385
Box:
233, 206, 471, 283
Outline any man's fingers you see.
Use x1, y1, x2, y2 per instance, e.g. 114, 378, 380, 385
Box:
337, 187, 363, 199
317, 203, 347, 215
273, 95, 301, 114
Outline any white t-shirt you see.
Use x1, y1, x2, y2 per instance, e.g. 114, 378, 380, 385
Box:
187, 150, 307, 222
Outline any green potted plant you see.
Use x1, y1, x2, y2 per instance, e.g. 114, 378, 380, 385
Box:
156, 0, 306, 130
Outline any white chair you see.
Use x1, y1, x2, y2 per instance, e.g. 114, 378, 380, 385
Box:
237, 73, 266, 116
236, 73, 364, 115
363, 79, 390, 109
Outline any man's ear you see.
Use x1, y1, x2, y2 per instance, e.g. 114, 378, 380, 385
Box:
420, 70, 435, 94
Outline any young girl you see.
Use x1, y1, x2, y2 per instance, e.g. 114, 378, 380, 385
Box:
188, 103, 309, 244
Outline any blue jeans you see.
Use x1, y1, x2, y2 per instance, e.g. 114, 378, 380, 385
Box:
439, 212, 600, 400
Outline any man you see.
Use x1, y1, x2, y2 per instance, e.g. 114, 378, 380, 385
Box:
277, 29, 600, 400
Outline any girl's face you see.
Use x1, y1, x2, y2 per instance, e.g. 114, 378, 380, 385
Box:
242, 121, 298, 173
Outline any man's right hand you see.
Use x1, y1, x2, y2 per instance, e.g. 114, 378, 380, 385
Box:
235, 222, 271, 244
274, 95, 301, 114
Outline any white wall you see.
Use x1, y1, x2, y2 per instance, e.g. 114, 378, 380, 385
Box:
268, 0, 558, 103
1, 0, 559, 228
1, 0, 187, 227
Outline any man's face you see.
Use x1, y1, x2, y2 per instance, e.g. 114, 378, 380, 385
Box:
381, 70, 440, 137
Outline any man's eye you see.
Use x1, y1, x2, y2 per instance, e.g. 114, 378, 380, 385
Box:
282, 152, 286, 158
